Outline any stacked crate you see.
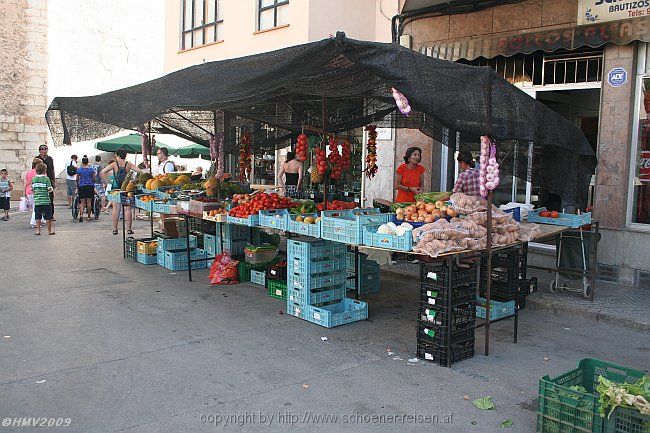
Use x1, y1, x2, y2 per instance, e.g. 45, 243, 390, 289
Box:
417, 259, 477, 367
286, 238, 368, 328
156, 235, 197, 267
479, 245, 528, 310
345, 252, 381, 294
204, 223, 250, 259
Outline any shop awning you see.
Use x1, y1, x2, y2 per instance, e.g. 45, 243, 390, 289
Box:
95, 134, 172, 154
419, 16, 650, 61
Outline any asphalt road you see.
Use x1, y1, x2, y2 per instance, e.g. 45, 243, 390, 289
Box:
0, 209, 648, 433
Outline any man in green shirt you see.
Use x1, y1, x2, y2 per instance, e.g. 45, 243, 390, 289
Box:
31, 163, 55, 235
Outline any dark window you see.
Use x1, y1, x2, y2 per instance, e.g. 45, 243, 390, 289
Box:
181, 0, 223, 50
258, 0, 289, 31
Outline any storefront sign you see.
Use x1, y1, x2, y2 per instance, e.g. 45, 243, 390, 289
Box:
608, 67, 628, 87
375, 127, 392, 140
640, 150, 650, 181
578, 0, 650, 26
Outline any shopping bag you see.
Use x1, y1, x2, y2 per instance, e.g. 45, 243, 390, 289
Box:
18, 196, 29, 212
209, 251, 239, 285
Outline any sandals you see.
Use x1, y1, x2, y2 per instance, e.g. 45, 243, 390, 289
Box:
48, 232, 55, 235
112, 230, 119, 235
34, 231, 41, 236
127, 230, 134, 235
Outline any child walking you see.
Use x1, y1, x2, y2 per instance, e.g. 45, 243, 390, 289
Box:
31, 163, 55, 235
0, 168, 13, 221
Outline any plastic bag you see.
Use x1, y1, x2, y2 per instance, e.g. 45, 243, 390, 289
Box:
449, 192, 487, 215
18, 197, 30, 212
518, 222, 542, 242
209, 251, 239, 285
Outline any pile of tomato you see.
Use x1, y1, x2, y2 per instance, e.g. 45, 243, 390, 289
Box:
539, 210, 560, 218
228, 193, 296, 218
316, 200, 358, 211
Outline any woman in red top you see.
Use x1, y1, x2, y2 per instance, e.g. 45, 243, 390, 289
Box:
395, 147, 426, 202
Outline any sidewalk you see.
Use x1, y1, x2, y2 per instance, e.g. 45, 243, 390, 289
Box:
381, 261, 650, 333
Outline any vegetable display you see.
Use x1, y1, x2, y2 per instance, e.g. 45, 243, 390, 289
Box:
479, 135, 499, 197
229, 193, 296, 218
364, 125, 378, 179
395, 200, 457, 223
316, 200, 358, 211
239, 132, 252, 182
414, 191, 451, 204
290, 200, 318, 215
597, 375, 650, 418
376, 221, 413, 237
295, 133, 308, 162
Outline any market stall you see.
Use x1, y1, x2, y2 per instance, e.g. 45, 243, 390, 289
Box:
46, 33, 599, 368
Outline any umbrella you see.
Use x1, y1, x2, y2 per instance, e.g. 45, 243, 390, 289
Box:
95, 134, 172, 153
171, 142, 210, 160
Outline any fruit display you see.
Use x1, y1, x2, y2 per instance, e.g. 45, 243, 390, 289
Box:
138, 195, 156, 202
414, 191, 451, 204
364, 125, 378, 179
205, 208, 228, 217
315, 147, 328, 177
294, 215, 321, 225
145, 173, 191, 190
228, 193, 296, 218
539, 210, 559, 218
295, 133, 308, 162
231, 193, 254, 206
395, 200, 457, 223
121, 180, 137, 192
239, 132, 252, 182
315, 200, 358, 211
289, 200, 318, 215
137, 172, 153, 185
375, 221, 413, 237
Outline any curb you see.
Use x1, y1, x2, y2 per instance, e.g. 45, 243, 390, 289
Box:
380, 269, 650, 333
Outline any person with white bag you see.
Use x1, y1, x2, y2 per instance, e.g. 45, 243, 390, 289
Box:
24, 157, 43, 227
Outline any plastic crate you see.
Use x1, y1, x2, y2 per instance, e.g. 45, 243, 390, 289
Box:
304, 298, 368, 328
346, 251, 378, 269
289, 256, 345, 275
119, 191, 136, 206
157, 250, 165, 266
420, 260, 477, 290
259, 209, 289, 231
216, 223, 250, 242
238, 261, 272, 282
125, 237, 138, 262
286, 300, 305, 319
418, 304, 476, 330
503, 206, 521, 222
320, 208, 390, 245
156, 235, 197, 253
420, 284, 476, 308
136, 252, 158, 265
107, 191, 121, 203
288, 271, 347, 291
152, 200, 177, 214
287, 285, 346, 305
250, 269, 266, 286
266, 262, 287, 281
136, 239, 157, 255
267, 280, 287, 300
475, 296, 516, 320
287, 213, 321, 238
346, 268, 381, 294
135, 194, 154, 211
417, 325, 474, 347
605, 407, 650, 433
162, 248, 207, 271
156, 186, 179, 199
287, 238, 347, 261
537, 358, 647, 433
227, 214, 259, 227
187, 216, 203, 233
417, 337, 474, 366
528, 207, 592, 228
362, 225, 413, 251
244, 246, 278, 265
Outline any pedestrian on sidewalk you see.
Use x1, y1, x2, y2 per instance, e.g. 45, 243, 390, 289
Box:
65, 155, 78, 209
101, 149, 142, 235
31, 163, 54, 236
91, 155, 107, 213
76, 156, 95, 222
24, 157, 43, 227
0, 169, 13, 221
37, 145, 56, 219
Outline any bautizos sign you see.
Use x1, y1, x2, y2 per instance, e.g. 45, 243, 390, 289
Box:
579, 0, 650, 25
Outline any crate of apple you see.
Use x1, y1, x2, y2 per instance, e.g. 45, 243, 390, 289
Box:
229, 193, 296, 218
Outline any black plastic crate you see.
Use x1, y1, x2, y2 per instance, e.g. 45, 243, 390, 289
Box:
187, 216, 203, 234
417, 324, 474, 347
202, 220, 217, 235
125, 236, 138, 262
417, 303, 476, 329
420, 283, 476, 307
266, 262, 287, 281
417, 337, 475, 366
420, 260, 477, 290
192, 231, 205, 249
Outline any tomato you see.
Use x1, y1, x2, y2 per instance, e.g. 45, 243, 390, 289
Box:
539, 210, 551, 218
550, 211, 560, 218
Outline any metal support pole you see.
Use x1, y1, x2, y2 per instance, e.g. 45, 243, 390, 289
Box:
321, 97, 328, 207
484, 190, 494, 356
446, 257, 453, 368
122, 204, 127, 259
185, 214, 192, 282
355, 246, 360, 300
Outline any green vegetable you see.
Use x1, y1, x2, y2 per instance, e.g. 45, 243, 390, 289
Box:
472, 396, 495, 410
414, 191, 451, 203
499, 419, 512, 428
390, 202, 414, 211
596, 375, 650, 418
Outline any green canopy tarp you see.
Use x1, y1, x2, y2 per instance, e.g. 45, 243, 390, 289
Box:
95, 134, 172, 153
171, 143, 210, 160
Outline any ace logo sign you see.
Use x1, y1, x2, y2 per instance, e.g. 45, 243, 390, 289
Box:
578, 0, 650, 25
608, 67, 628, 87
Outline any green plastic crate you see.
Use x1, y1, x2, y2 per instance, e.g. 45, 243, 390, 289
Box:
267, 280, 287, 300
537, 358, 647, 433
604, 407, 650, 433
237, 260, 272, 282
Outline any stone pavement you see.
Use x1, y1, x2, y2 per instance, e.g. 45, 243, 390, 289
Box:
382, 259, 650, 333
0, 206, 648, 433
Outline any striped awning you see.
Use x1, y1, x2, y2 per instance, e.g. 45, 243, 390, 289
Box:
419, 16, 650, 61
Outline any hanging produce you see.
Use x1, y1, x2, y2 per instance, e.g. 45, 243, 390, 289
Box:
139, 130, 152, 167
295, 133, 308, 162
364, 125, 378, 179
209, 134, 218, 161
315, 147, 328, 176
238, 132, 252, 182
478, 135, 499, 197
328, 135, 343, 180
340, 138, 351, 171
391, 87, 411, 115
215, 132, 224, 179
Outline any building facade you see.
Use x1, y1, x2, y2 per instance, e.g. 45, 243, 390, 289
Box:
398, 0, 650, 285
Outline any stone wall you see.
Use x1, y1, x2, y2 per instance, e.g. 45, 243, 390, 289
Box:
0, 0, 48, 199
404, 0, 578, 51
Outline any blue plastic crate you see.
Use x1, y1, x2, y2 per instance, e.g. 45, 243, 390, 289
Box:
321, 208, 389, 245
287, 285, 346, 305
162, 248, 207, 271
288, 256, 345, 275
141, 187, 157, 194
215, 223, 250, 242
250, 270, 266, 286
346, 269, 381, 294
346, 252, 380, 270
157, 250, 165, 266
475, 296, 515, 320
156, 186, 179, 199
362, 225, 413, 251
305, 298, 369, 328
135, 194, 154, 211
502, 207, 521, 222
119, 191, 135, 206
287, 238, 347, 261
136, 252, 158, 265
288, 271, 347, 290
227, 214, 259, 227
287, 213, 321, 238
286, 300, 305, 319
107, 191, 121, 203
156, 235, 197, 253
528, 208, 591, 228
259, 209, 289, 231
152, 200, 177, 214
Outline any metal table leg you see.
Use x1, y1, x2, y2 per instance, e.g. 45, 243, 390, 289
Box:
122, 204, 127, 259
185, 214, 192, 282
